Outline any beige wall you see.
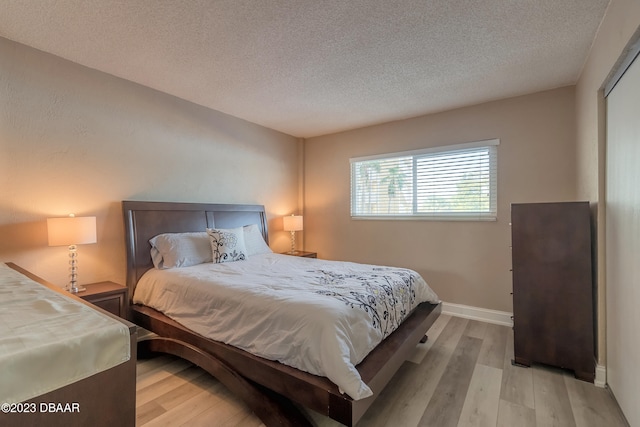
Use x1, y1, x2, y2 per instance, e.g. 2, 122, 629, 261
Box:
0, 37, 301, 287
304, 87, 577, 312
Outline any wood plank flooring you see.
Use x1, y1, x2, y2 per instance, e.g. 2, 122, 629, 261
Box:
135, 315, 629, 426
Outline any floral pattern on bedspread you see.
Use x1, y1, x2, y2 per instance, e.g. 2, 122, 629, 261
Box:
311, 267, 418, 338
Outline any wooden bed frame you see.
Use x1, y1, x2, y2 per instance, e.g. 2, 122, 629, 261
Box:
1, 263, 137, 427
123, 200, 441, 426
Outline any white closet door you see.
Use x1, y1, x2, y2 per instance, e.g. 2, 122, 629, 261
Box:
606, 53, 640, 427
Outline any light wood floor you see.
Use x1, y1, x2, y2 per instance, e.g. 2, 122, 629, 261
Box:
135, 314, 629, 427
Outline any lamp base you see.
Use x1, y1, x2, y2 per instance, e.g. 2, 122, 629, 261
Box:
67, 285, 86, 293
290, 230, 297, 254
66, 244, 85, 293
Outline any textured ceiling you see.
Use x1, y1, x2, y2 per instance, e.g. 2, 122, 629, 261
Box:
0, 0, 609, 138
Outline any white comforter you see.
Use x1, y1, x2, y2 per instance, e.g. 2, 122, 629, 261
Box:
133, 253, 439, 400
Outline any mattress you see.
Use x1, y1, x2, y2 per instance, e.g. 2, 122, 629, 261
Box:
133, 253, 439, 400
0, 264, 131, 403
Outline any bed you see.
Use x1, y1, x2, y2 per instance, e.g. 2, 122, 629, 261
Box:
0, 263, 137, 427
123, 200, 441, 426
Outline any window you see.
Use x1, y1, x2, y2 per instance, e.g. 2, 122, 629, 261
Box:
350, 139, 499, 220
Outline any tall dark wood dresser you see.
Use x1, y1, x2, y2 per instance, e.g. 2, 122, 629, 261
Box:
511, 201, 595, 381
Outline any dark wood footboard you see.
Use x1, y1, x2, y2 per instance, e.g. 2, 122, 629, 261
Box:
138, 336, 311, 427
133, 301, 441, 426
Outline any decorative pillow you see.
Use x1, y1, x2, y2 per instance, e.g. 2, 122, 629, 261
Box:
149, 232, 211, 269
243, 224, 272, 256
206, 227, 247, 263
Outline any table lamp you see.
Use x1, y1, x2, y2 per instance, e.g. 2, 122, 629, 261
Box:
47, 214, 97, 293
283, 214, 303, 254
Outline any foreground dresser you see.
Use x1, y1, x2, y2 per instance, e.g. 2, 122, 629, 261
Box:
0, 263, 137, 427
511, 202, 595, 381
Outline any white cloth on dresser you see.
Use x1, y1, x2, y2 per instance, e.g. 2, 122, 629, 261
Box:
0, 264, 131, 403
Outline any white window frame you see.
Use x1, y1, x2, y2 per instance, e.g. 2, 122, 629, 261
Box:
350, 139, 499, 221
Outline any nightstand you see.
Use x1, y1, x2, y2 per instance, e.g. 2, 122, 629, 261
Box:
282, 250, 317, 258
78, 281, 128, 319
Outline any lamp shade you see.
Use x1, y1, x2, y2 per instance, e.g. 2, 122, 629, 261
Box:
283, 215, 303, 232
47, 216, 97, 246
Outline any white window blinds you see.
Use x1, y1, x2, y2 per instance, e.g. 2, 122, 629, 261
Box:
350, 139, 499, 220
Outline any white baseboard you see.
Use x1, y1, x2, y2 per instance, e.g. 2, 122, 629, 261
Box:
442, 302, 513, 327
594, 364, 606, 388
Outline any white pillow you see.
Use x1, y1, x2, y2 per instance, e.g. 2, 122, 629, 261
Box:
149, 232, 211, 269
243, 224, 272, 256
206, 227, 247, 263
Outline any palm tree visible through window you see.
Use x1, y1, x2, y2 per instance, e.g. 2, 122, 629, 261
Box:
350, 139, 499, 220
381, 166, 407, 213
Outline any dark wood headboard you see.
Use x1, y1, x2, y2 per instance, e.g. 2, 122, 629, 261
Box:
122, 201, 268, 297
